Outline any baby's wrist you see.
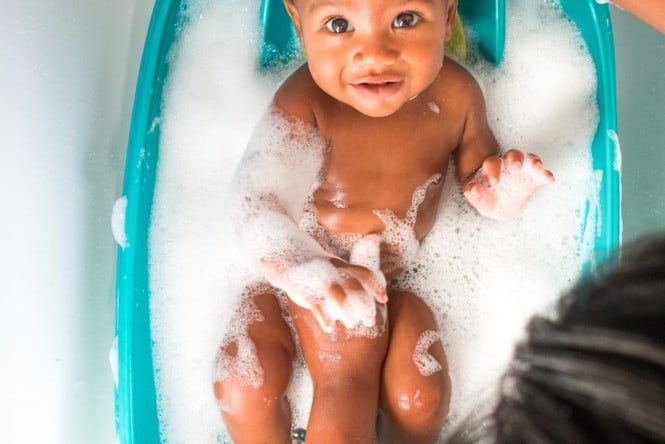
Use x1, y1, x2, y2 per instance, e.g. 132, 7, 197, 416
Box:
279, 256, 336, 298
462, 165, 483, 186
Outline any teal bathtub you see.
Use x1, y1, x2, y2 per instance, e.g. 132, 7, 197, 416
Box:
115, 0, 619, 442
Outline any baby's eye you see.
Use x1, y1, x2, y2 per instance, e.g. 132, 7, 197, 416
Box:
325, 17, 353, 33
392, 12, 421, 28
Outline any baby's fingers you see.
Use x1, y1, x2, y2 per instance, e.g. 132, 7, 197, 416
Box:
463, 181, 484, 198
366, 274, 388, 304
463, 182, 491, 208
310, 301, 335, 333
524, 154, 555, 184
326, 283, 347, 307
480, 155, 503, 185
348, 266, 387, 304
503, 149, 525, 168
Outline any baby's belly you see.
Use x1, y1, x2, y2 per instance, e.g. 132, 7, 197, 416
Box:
310, 173, 444, 242
300, 173, 444, 278
314, 203, 388, 235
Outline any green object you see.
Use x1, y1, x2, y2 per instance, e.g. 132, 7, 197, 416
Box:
559, 0, 620, 264
447, 13, 468, 60
259, 0, 299, 67
292, 427, 307, 443
115, 1, 619, 442
115, 1, 182, 443
458, 0, 506, 64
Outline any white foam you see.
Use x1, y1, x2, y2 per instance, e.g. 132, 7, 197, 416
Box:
318, 350, 342, 363
413, 330, 444, 377
227, 116, 393, 330
149, 0, 600, 441
109, 336, 118, 388
398, 389, 424, 412
214, 287, 265, 391
609, 130, 622, 172
111, 196, 129, 249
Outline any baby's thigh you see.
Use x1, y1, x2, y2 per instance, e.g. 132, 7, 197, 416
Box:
214, 283, 295, 405
287, 299, 389, 382
381, 290, 450, 414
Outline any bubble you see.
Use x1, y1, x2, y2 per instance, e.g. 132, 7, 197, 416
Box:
413, 330, 444, 376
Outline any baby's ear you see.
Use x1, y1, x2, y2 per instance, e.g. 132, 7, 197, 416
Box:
283, 0, 304, 39
444, 0, 459, 42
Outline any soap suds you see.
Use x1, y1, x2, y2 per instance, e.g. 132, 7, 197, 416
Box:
111, 196, 129, 249
413, 330, 444, 376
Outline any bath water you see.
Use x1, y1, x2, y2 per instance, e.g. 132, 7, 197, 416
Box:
149, 0, 599, 441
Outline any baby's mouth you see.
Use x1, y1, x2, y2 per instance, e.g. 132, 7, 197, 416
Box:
351, 80, 404, 97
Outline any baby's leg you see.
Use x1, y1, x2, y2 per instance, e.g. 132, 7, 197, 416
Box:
288, 299, 390, 442
378, 290, 451, 443
214, 283, 296, 444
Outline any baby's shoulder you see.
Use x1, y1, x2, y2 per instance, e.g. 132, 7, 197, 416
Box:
431, 58, 486, 108
273, 65, 320, 125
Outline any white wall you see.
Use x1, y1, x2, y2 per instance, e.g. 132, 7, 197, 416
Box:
1, 1, 152, 443
611, 8, 665, 241
0, 2, 662, 444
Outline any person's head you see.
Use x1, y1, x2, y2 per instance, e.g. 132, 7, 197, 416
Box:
448, 235, 665, 443
282, 0, 458, 117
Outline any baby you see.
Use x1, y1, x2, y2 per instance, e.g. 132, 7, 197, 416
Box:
214, 0, 554, 442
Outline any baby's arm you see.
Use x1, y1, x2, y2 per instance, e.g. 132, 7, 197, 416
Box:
598, 0, 665, 34
229, 69, 386, 332
453, 71, 554, 221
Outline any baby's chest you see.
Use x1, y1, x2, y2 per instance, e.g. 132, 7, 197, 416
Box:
317, 137, 448, 213
323, 133, 450, 185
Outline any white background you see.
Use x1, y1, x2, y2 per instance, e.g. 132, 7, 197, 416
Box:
0, 1, 663, 443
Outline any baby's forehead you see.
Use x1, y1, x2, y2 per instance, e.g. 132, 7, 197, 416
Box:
296, 0, 449, 9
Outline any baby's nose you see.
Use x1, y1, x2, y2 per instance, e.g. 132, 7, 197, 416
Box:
352, 35, 399, 67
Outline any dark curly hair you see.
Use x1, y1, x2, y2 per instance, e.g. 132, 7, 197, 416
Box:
448, 235, 665, 444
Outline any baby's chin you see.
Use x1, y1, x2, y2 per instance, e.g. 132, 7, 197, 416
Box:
339, 82, 430, 118
353, 105, 404, 118
342, 95, 413, 118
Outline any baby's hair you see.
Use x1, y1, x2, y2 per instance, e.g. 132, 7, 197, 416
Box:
448, 235, 665, 444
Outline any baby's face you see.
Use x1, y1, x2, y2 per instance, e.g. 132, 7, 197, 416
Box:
285, 0, 456, 117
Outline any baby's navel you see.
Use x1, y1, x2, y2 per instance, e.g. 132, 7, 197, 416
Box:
331, 190, 348, 209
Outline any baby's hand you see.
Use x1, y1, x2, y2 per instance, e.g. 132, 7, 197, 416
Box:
463, 150, 555, 221
278, 235, 388, 333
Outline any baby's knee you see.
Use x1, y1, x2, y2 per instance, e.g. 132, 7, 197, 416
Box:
213, 338, 293, 418
214, 378, 286, 420
383, 371, 451, 432
308, 327, 390, 385
397, 382, 448, 420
